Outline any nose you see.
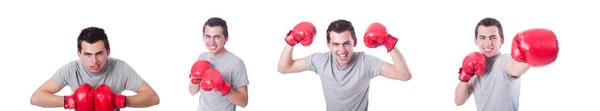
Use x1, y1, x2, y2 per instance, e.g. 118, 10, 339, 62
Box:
90, 54, 99, 64
337, 45, 346, 52
209, 37, 217, 45
483, 38, 492, 45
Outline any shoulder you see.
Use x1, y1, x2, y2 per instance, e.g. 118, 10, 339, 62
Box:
108, 57, 130, 67
311, 51, 332, 58
225, 52, 246, 65
59, 59, 82, 72
197, 52, 209, 60
498, 54, 512, 63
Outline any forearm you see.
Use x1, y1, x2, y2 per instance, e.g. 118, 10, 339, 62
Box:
225, 89, 248, 107
507, 60, 531, 77
454, 82, 471, 106
189, 82, 200, 95
389, 48, 411, 81
30, 91, 64, 107
125, 91, 159, 108
277, 45, 294, 73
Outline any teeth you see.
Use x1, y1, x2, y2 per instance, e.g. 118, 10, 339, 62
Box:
339, 53, 347, 57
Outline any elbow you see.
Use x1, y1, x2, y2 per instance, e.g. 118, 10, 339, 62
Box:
153, 95, 160, 105
239, 103, 248, 108
396, 72, 412, 81
30, 93, 41, 106
277, 68, 285, 74
277, 67, 288, 74
30, 95, 37, 106
455, 98, 466, 106
455, 101, 464, 106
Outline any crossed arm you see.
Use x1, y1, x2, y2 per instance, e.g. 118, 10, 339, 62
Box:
30, 78, 159, 108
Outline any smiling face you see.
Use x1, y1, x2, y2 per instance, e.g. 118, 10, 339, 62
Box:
203, 25, 228, 56
78, 40, 110, 74
328, 30, 355, 67
475, 25, 503, 57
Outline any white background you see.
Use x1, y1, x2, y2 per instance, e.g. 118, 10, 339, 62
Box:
1, 0, 598, 111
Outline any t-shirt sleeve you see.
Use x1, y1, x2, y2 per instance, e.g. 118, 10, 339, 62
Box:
121, 62, 144, 92
364, 54, 385, 79
52, 62, 76, 87
231, 62, 250, 88
305, 53, 328, 74
501, 55, 520, 80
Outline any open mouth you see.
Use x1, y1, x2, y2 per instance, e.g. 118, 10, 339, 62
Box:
90, 65, 99, 70
482, 46, 493, 52
208, 45, 217, 50
337, 52, 349, 61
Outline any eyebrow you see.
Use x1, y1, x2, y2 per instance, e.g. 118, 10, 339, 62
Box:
331, 41, 351, 44
83, 51, 104, 55
204, 34, 222, 37
478, 35, 497, 38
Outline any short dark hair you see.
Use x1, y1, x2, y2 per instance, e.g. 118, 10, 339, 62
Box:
203, 17, 229, 38
77, 27, 110, 52
475, 17, 504, 39
326, 19, 357, 45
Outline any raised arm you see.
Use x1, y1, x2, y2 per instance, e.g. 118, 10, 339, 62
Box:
277, 45, 308, 74
277, 22, 316, 74
380, 48, 412, 81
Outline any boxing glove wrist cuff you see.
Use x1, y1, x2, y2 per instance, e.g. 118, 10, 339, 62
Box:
458, 68, 473, 82
64, 96, 75, 109
284, 30, 298, 46
115, 95, 126, 108
385, 35, 398, 52
221, 83, 232, 96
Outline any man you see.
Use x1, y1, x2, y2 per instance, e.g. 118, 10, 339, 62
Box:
188, 17, 249, 111
30, 27, 160, 111
454, 17, 559, 111
277, 19, 412, 111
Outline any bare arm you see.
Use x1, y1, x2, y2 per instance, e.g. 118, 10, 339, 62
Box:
189, 82, 200, 95
277, 44, 308, 74
454, 81, 473, 106
225, 86, 249, 107
379, 48, 412, 81
505, 58, 531, 77
30, 78, 65, 107
125, 81, 160, 107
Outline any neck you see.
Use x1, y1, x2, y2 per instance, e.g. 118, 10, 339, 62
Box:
210, 49, 228, 58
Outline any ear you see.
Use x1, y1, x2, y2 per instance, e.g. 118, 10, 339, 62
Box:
501, 38, 504, 44
107, 49, 111, 56
77, 50, 83, 59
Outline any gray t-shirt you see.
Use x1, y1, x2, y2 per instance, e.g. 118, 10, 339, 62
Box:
305, 51, 384, 111
471, 54, 521, 111
53, 57, 144, 94
196, 51, 250, 111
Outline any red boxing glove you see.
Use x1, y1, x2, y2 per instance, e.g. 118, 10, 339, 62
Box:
285, 22, 316, 46
190, 60, 211, 84
64, 83, 95, 111
458, 52, 486, 82
511, 28, 559, 67
94, 84, 126, 111
364, 22, 398, 52
202, 69, 231, 96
